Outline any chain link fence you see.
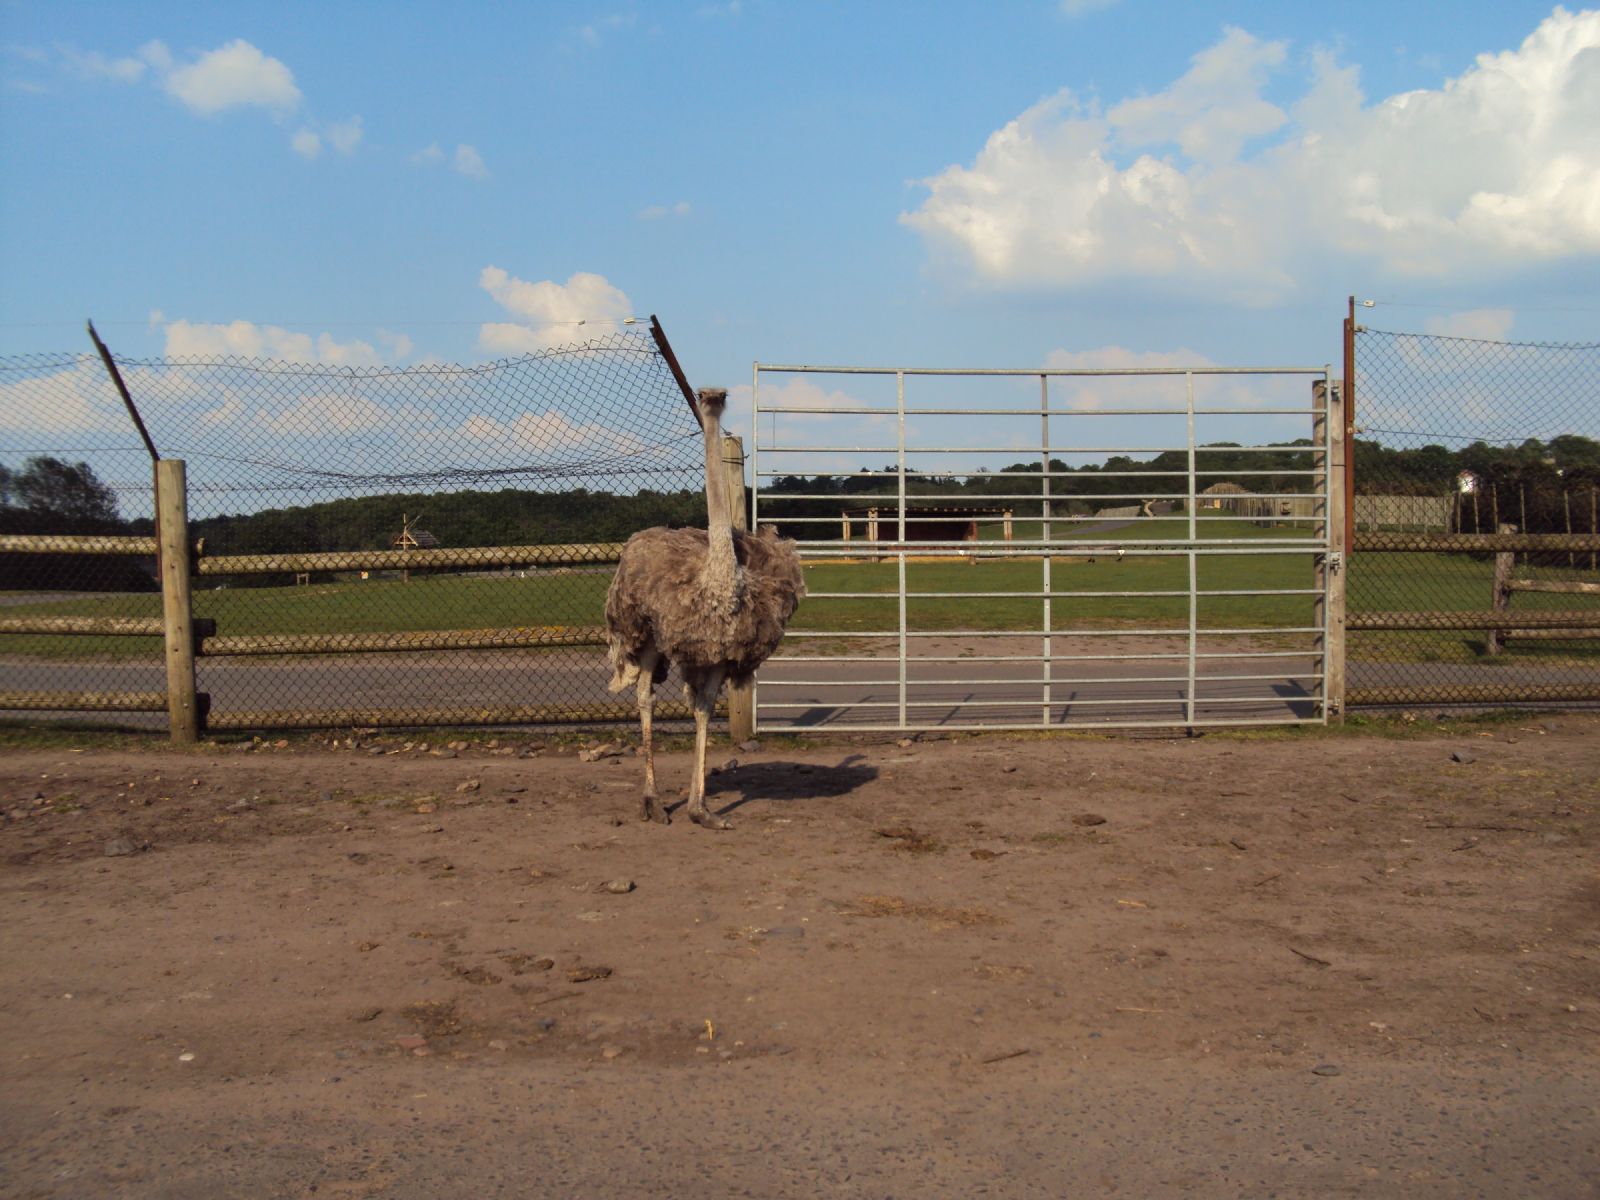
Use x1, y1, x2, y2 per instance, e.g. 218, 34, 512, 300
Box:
1, 325, 708, 730
1350, 326, 1600, 706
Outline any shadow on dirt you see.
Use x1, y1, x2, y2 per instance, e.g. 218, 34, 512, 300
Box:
706, 754, 878, 814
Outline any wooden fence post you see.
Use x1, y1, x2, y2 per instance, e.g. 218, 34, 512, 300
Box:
722, 434, 755, 743
1316, 380, 1347, 724
1487, 522, 1517, 656
156, 459, 200, 743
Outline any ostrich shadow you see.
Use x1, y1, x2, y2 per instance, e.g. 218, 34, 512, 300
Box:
700, 753, 878, 816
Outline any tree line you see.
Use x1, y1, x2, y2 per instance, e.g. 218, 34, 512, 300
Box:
4, 435, 1597, 592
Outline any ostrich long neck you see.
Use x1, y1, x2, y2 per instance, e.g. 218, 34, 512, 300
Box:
699, 401, 739, 607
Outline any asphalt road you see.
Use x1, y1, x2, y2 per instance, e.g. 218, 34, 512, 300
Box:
7, 642, 1597, 732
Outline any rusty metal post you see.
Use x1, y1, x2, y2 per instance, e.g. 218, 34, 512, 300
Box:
722, 433, 755, 742
1343, 298, 1357, 557
649, 315, 704, 430
1324, 380, 1347, 722
155, 459, 200, 742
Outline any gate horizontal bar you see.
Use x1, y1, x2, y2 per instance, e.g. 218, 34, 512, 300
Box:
758, 364, 1328, 377
759, 405, 1325, 417
759, 469, 1326, 480
761, 445, 1318, 455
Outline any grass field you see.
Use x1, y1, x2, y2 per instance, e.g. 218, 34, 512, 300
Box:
1, 515, 1595, 666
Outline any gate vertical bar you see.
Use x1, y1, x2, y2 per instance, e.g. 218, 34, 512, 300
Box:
1311, 376, 1331, 718
1041, 374, 1052, 727
897, 370, 908, 729
156, 458, 199, 744
1185, 370, 1198, 727
749, 362, 763, 732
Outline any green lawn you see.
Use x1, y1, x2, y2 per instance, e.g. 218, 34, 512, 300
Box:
2, 525, 1594, 667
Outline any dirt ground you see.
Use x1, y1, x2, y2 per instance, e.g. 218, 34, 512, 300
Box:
2, 714, 1598, 1198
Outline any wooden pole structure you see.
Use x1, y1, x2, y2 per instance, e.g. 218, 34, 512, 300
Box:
1487, 522, 1517, 656
722, 433, 755, 743
156, 459, 200, 743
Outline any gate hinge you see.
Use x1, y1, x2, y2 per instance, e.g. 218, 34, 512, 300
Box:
1329, 697, 1342, 715
1326, 551, 1344, 574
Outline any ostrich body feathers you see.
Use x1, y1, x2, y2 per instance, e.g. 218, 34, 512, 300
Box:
605, 525, 805, 692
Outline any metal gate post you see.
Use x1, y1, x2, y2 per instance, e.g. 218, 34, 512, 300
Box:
896, 371, 908, 729
155, 458, 200, 743
1325, 380, 1348, 722
1040, 374, 1053, 726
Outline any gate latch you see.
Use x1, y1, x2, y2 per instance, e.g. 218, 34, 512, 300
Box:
1326, 551, 1344, 575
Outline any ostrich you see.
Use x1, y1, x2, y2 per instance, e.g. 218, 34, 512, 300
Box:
604, 387, 805, 829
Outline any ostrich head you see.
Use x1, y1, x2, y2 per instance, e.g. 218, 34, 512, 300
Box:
696, 387, 728, 425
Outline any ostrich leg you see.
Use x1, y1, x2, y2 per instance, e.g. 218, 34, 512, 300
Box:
635, 647, 668, 824
687, 666, 731, 830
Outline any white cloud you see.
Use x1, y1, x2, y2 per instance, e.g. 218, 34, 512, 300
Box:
410, 143, 445, 165
163, 319, 387, 367
1059, 0, 1120, 16
457, 410, 644, 458
163, 39, 301, 115
477, 268, 634, 353
60, 46, 149, 83
453, 143, 489, 179
903, 8, 1600, 302
291, 128, 322, 159
325, 115, 363, 154
1423, 308, 1516, 340
639, 200, 692, 219
576, 13, 637, 47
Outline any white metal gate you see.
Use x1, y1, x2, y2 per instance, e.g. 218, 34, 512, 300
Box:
751, 363, 1338, 732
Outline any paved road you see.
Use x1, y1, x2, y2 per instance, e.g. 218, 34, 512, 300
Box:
8, 640, 1596, 732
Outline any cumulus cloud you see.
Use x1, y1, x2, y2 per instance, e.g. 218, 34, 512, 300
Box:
453, 144, 489, 179
1423, 308, 1517, 340
1059, 0, 1121, 16
163, 319, 387, 367
291, 128, 322, 159
60, 46, 151, 83
325, 115, 363, 154
162, 39, 301, 115
639, 200, 692, 219
477, 268, 634, 353
410, 143, 445, 165
903, 8, 1600, 302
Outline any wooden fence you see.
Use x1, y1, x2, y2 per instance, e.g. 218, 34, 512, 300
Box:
1347, 528, 1600, 707
0, 441, 754, 743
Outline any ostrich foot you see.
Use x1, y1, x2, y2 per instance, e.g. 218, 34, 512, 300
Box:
640, 792, 671, 825
689, 806, 733, 831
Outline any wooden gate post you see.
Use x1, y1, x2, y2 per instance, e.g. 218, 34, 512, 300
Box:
722, 434, 755, 742
1314, 380, 1348, 724
156, 458, 200, 743
1487, 523, 1517, 656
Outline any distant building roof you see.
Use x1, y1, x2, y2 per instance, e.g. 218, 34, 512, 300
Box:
390, 528, 440, 549
1202, 482, 1249, 495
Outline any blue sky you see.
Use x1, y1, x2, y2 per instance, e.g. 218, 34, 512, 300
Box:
2, 1, 1597, 456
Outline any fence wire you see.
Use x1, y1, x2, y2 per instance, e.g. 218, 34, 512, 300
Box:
1, 328, 706, 729
1351, 327, 1600, 705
